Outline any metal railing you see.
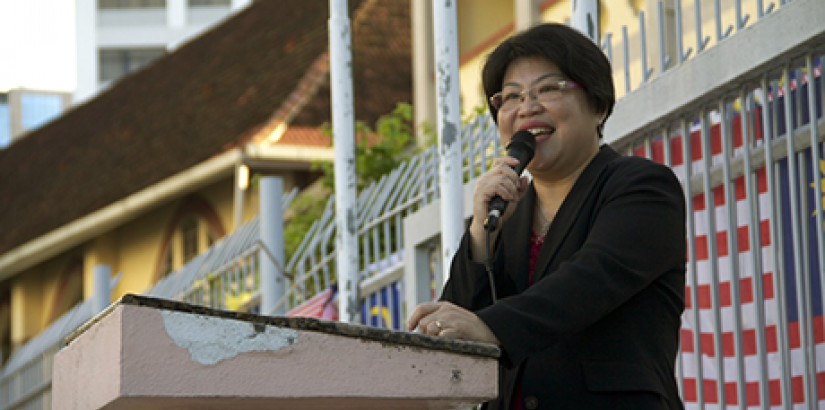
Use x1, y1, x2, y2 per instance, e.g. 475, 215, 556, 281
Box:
0, 275, 121, 410
612, 23, 825, 410
603, 0, 793, 97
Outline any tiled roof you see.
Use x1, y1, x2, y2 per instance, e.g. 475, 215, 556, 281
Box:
0, 0, 411, 256
277, 127, 331, 147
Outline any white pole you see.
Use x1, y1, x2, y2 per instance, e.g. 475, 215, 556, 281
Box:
329, 0, 360, 323
412, 1, 436, 146
432, 0, 463, 286
260, 176, 285, 315
515, 0, 540, 31
572, 0, 600, 42
92, 265, 111, 314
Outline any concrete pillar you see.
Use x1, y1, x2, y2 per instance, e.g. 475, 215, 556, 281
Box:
168, 0, 186, 28
92, 265, 111, 314
572, 0, 600, 42
412, 0, 436, 146
74, 0, 97, 104
515, 0, 540, 31
260, 176, 286, 315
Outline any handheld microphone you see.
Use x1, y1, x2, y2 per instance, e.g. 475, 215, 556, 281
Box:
483, 130, 536, 232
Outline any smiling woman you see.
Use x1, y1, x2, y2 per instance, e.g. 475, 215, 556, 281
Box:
408, 23, 687, 410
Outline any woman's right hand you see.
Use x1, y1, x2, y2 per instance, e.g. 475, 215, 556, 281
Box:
468, 156, 530, 259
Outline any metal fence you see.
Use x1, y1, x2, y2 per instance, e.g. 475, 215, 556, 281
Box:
630, 57, 825, 409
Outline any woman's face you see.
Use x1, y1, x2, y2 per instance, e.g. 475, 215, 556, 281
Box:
496, 57, 603, 179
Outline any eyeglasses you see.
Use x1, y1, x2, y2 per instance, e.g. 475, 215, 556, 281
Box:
490, 80, 582, 113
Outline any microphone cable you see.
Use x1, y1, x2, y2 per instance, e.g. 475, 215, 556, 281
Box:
485, 226, 498, 303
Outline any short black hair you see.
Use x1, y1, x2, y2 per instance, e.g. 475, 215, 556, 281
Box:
482, 23, 615, 129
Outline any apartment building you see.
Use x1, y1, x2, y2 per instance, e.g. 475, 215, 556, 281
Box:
0, 89, 71, 149
74, 0, 252, 103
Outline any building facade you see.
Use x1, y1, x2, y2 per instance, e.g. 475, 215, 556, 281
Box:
0, 89, 71, 149
74, 0, 252, 103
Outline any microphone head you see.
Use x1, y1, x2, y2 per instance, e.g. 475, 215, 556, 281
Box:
506, 130, 537, 173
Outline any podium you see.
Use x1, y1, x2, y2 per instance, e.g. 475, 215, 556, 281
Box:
52, 295, 499, 409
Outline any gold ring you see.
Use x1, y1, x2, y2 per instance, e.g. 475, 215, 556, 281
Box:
434, 320, 444, 331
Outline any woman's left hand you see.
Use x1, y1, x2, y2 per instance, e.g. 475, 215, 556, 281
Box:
407, 301, 500, 345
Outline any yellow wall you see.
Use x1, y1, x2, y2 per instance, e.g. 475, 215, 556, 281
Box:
457, 0, 513, 56
454, 0, 767, 115
5, 177, 237, 350
10, 250, 82, 348
114, 203, 177, 297
3, 167, 317, 354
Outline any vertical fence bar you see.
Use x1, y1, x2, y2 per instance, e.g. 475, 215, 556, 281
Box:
601, 33, 613, 66
812, 56, 825, 341
782, 65, 817, 409
622, 25, 631, 94
735, 0, 749, 29
741, 87, 771, 408
757, 0, 775, 18
700, 108, 727, 407
762, 74, 793, 409
683, 116, 706, 409
675, 0, 692, 63
715, 0, 733, 40
719, 98, 747, 410
695, 0, 710, 52
639, 11, 654, 83
657, 1, 671, 73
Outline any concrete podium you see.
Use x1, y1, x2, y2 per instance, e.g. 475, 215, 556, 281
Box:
52, 294, 499, 409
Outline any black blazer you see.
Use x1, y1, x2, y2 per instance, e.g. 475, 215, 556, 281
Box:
442, 146, 686, 410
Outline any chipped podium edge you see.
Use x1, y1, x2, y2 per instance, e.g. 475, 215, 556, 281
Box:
64, 293, 501, 360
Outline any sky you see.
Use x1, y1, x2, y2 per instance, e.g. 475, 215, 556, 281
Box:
0, 0, 77, 92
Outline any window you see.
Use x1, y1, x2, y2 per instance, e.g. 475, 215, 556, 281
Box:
98, 0, 165, 9
0, 96, 9, 149
155, 196, 226, 280
181, 216, 199, 264
20, 93, 63, 132
158, 247, 174, 278
49, 258, 84, 322
99, 48, 165, 83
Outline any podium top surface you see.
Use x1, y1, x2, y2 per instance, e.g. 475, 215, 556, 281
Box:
68, 294, 500, 360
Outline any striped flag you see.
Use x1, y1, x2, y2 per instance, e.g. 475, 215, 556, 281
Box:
634, 68, 824, 409
286, 284, 338, 321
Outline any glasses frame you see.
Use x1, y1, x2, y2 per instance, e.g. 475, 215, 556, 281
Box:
489, 80, 582, 112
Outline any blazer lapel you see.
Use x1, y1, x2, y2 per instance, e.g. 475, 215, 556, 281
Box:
498, 187, 535, 293
531, 146, 620, 282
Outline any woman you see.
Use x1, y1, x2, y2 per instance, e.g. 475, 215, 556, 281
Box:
408, 23, 686, 410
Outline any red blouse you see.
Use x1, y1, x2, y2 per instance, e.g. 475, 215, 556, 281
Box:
512, 231, 545, 410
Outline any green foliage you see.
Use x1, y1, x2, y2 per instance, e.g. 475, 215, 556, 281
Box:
316, 102, 416, 191
284, 102, 417, 262
283, 183, 329, 261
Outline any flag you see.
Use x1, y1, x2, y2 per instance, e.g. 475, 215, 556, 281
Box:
286, 284, 338, 321
634, 67, 825, 408
361, 280, 402, 330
